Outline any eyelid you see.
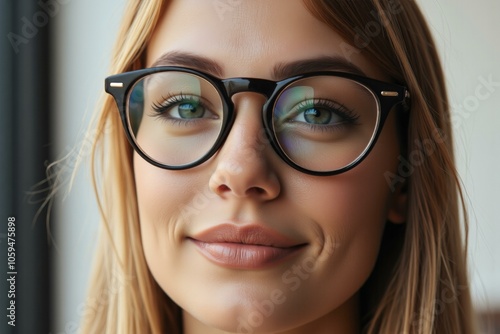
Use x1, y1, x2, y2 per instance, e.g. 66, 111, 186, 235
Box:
283, 98, 360, 125
291, 98, 352, 115
152, 93, 216, 112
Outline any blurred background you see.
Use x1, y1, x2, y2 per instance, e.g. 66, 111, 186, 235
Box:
0, 0, 498, 333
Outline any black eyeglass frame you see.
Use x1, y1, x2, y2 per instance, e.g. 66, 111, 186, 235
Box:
105, 66, 410, 176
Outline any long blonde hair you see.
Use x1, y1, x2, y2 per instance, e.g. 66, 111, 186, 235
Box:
79, 0, 476, 332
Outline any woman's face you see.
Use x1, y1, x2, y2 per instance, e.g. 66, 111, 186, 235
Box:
136, 0, 405, 332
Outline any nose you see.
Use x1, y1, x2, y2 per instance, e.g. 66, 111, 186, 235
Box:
208, 93, 281, 201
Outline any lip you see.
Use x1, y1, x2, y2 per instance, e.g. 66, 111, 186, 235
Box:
189, 224, 307, 269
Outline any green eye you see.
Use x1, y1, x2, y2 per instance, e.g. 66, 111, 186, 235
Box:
177, 102, 205, 119
151, 94, 214, 121
303, 108, 333, 125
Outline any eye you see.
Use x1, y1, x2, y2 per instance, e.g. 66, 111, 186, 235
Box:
175, 102, 205, 119
151, 93, 218, 121
301, 107, 337, 125
289, 99, 358, 127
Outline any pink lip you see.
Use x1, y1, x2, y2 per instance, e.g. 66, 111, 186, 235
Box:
189, 224, 307, 269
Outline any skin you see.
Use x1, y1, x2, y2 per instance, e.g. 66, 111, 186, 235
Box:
135, 0, 406, 333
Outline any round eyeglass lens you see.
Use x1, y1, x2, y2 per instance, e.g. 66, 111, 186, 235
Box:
272, 76, 380, 172
127, 71, 224, 167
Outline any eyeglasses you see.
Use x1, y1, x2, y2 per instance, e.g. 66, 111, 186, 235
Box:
105, 66, 410, 176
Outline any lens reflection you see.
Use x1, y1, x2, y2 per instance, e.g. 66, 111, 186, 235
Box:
127, 71, 224, 166
273, 77, 379, 172
127, 72, 380, 172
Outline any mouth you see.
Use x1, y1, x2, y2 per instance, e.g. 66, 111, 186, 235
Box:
188, 223, 308, 269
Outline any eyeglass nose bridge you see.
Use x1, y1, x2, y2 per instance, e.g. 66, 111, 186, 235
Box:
222, 77, 278, 100
217, 77, 283, 169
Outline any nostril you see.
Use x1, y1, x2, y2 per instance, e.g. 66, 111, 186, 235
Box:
216, 184, 266, 197
218, 185, 230, 193
249, 187, 265, 195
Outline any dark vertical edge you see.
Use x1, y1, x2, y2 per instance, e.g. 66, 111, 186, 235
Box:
0, 0, 16, 331
0, 4, 15, 208
1, 0, 52, 333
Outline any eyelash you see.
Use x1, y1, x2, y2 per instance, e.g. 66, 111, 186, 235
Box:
149, 93, 359, 132
151, 93, 201, 114
149, 93, 215, 126
290, 98, 360, 129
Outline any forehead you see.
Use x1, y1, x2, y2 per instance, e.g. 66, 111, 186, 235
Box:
146, 0, 384, 80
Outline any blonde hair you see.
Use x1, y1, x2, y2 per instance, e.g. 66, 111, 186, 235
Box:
81, 1, 180, 332
77, 0, 476, 333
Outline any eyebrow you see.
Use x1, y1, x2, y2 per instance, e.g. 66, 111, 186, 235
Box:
151, 51, 224, 77
273, 56, 366, 79
150, 51, 366, 79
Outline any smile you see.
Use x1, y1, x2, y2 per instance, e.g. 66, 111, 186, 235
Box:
188, 223, 308, 269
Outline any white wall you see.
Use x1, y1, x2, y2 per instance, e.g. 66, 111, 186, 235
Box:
51, 1, 500, 332
51, 1, 125, 333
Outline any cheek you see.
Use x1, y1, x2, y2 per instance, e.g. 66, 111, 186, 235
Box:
134, 155, 176, 280
134, 151, 212, 231
133, 153, 209, 286
290, 117, 400, 236
135, 156, 183, 239
281, 115, 401, 307
132, 112, 402, 331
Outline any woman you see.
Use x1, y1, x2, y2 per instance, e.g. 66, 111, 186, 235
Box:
79, 0, 475, 332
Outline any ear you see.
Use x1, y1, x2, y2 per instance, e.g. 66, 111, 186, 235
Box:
387, 181, 407, 224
